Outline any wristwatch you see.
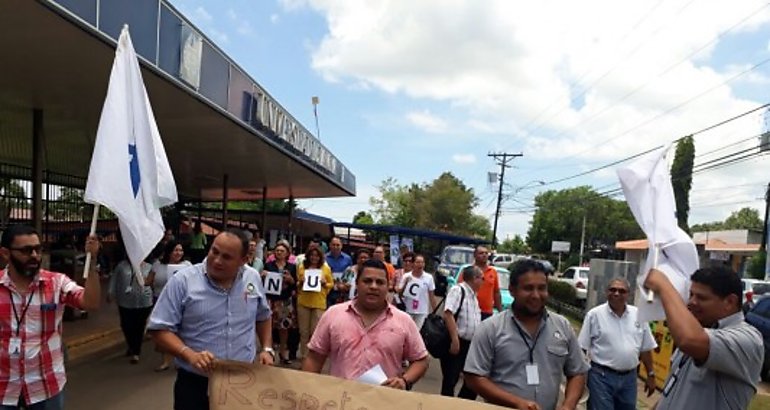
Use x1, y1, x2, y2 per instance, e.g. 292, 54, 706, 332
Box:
261, 347, 276, 359
399, 375, 413, 390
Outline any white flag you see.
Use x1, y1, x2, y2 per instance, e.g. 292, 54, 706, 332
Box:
617, 146, 699, 322
84, 26, 177, 273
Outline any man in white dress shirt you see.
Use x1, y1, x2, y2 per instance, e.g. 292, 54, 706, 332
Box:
578, 278, 657, 410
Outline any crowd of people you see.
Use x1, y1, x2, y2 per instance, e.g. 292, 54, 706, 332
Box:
0, 224, 765, 410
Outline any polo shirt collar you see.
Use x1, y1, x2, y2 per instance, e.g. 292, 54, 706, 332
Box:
460, 281, 477, 296
716, 311, 744, 329
510, 308, 550, 338
605, 302, 629, 318
347, 299, 394, 326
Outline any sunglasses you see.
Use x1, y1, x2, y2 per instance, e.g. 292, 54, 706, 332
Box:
10, 245, 43, 256
608, 287, 628, 294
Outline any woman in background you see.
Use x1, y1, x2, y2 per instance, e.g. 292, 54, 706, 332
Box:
296, 246, 333, 359
145, 240, 191, 371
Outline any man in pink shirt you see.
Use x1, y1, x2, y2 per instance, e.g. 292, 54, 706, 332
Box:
303, 259, 429, 390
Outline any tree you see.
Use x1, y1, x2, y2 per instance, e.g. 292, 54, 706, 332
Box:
746, 251, 766, 280
527, 186, 643, 260
369, 173, 490, 238
723, 207, 763, 231
498, 234, 528, 254
692, 207, 763, 232
352, 211, 374, 225
0, 178, 28, 226
671, 135, 695, 232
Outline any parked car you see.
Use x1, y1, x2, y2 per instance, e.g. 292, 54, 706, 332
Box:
742, 279, 767, 304
744, 297, 770, 381
434, 245, 476, 297
742, 281, 770, 313
558, 266, 590, 302
490, 253, 515, 269
446, 263, 513, 311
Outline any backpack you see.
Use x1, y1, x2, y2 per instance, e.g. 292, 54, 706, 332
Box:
420, 286, 465, 359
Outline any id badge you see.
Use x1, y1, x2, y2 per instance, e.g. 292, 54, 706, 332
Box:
525, 364, 540, 385
9, 337, 20, 356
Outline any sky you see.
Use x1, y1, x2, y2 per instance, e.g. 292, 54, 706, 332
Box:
172, 0, 770, 241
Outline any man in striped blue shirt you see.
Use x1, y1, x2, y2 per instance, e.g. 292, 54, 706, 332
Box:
148, 229, 274, 410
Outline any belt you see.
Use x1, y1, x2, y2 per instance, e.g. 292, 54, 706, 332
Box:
591, 361, 636, 375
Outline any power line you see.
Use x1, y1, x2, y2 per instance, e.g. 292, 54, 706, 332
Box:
489, 152, 523, 247
536, 103, 769, 187
512, 2, 770, 175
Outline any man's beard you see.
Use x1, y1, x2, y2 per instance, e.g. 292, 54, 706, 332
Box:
11, 255, 40, 277
513, 301, 544, 318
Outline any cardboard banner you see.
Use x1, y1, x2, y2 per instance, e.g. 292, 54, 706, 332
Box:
210, 361, 506, 410
263, 272, 283, 296
303, 269, 322, 292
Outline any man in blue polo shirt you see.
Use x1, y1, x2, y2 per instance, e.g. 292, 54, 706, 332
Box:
148, 229, 274, 410
326, 236, 352, 306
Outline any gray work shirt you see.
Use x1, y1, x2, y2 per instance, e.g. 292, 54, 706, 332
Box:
657, 312, 763, 410
464, 309, 589, 410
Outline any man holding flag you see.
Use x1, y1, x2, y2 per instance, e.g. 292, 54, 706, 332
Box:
618, 146, 763, 409
645, 266, 762, 410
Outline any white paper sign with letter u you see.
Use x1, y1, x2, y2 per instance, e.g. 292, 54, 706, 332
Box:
303, 269, 322, 292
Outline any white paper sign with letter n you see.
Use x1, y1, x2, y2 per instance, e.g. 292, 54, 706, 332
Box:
303, 269, 322, 292
264, 272, 283, 296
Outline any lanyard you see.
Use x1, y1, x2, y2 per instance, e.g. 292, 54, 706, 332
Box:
7, 287, 36, 337
513, 317, 543, 364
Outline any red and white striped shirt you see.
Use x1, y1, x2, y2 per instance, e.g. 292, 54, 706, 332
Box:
0, 269, 84, 405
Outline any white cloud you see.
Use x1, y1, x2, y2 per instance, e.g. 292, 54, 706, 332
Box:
285, 0, 770, 236
452, 154, 477, 164
193, 6, 213, 24
406, 110, 448, 133
270, 14, 280, 24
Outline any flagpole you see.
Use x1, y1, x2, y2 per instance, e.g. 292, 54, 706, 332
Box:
82, 204, 100, 279
646, 244, 659, 303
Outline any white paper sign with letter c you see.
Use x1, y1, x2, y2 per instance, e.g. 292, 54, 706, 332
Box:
303, 269, 322, 292
264, 272, 283, 296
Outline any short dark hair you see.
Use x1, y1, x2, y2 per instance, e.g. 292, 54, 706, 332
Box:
474, 244, 489, 254
691, 266, 743, 309
401, 251, 415, 262
1, 225, 38, 249
461, 265, 481, 281
219, 228, 249, 257
355, 248, 371, 260
357, 259, 388, 283
509, 259, 546, 287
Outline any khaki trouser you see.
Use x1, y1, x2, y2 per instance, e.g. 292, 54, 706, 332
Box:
297, 305, 324, 357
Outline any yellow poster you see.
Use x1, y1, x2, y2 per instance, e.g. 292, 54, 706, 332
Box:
638, 320, 674, 389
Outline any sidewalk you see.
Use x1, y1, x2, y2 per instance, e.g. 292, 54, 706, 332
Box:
62, 284, 124, 365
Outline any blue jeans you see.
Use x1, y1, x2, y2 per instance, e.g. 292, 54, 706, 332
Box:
0, 392, 64, 410
587, 366, 637, 410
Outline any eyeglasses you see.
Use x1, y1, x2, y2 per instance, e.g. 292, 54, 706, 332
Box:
10, 245, 43, 255
608, 288, 628, 294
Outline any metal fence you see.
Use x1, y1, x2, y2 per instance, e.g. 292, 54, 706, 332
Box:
0, 162, 95, 242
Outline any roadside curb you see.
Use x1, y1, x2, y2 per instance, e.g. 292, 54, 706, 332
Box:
65, 328, 124, 367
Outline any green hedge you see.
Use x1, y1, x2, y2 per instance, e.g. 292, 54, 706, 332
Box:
548, 279, 577, 306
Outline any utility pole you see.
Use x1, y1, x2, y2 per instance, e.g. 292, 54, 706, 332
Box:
489, 152, 523, 248
762, 182, 770, 280
579, 214, 586, 265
